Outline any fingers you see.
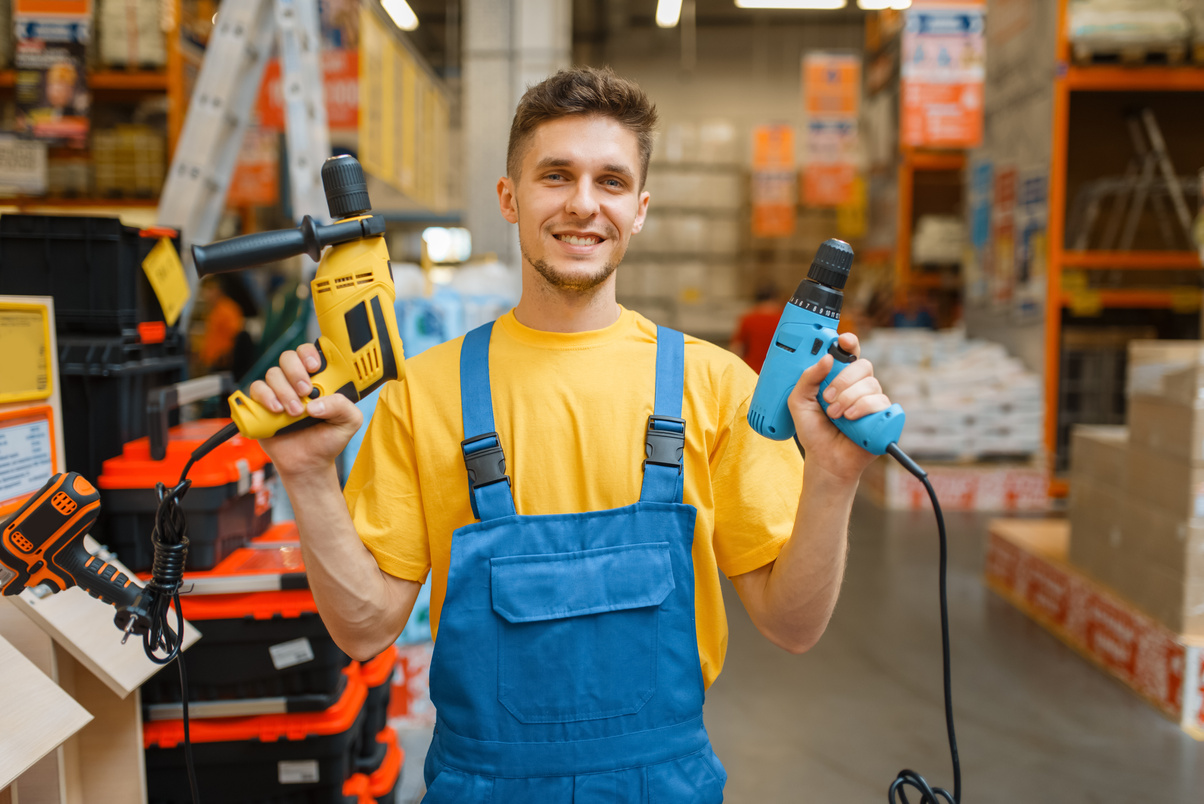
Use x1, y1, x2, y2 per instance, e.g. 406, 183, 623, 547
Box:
826, 375, 886, 420
821, 356, 874, 409
837, 331, 860, 359
253, 349, 310, 418
296, 343, 322, 373
792, 353, 834, 402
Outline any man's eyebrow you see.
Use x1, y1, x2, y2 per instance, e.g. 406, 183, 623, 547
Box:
532, 157, 635, 181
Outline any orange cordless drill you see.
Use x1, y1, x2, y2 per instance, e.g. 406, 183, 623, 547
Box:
1, 473, 146, 631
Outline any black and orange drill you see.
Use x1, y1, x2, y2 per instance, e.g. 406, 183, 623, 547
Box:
0, 472, 143, 611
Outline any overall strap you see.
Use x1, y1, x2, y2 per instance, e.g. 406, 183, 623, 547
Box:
459, 322, 517, 520
639, 326, 686, 504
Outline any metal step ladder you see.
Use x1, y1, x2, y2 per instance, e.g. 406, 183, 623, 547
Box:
156, 0, 330, 324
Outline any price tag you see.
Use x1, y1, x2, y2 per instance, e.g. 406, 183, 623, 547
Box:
278, 760, 320, 784
0, 304, 51, 403
1068, 290, 1102, 317
0, 410, 54, 512
268, 637, 315, 670
142, 238, 191, 327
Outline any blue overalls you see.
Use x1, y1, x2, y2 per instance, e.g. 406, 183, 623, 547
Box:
420, 321, 727, 802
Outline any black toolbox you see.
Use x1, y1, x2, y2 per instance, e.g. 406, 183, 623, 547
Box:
144, 669, 368, 804
0, 214, 174, 335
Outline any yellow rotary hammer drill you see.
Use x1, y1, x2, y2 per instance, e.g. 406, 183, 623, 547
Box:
192, 155, 406, 440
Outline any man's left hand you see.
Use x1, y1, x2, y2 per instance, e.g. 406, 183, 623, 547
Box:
786, 332, 892, 483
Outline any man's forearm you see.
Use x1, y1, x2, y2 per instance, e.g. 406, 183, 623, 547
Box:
281, 466, 416, 660
743, 462, 857, 654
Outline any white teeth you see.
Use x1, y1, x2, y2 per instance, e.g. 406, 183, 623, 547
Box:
558, 235, 599, 246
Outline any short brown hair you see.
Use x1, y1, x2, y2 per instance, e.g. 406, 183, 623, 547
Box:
507, 66, 659, 188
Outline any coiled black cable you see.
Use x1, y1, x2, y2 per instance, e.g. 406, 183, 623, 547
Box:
885, 444, 960, 804
122, 420, 240, 804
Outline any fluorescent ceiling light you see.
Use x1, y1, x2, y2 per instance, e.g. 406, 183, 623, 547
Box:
736, 0, 847, 9
381, 0, 418, 31
657, 0, 683, 27
857, 0, 911, 8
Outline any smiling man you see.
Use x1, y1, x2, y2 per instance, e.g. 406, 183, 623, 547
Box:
250, 67, 894, 802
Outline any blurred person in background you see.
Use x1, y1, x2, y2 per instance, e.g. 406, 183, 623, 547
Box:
729, 281, 783, 373
891, 288, 936, 329
197, 274, 258, 379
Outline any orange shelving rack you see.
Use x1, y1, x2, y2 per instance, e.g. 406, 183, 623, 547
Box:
1045, 0, 1204, 496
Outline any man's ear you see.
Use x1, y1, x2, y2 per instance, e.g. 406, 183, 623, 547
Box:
498, 177, 519, 224
630, 189, 651, 235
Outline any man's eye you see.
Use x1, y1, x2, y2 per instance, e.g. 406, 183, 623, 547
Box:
603, 179, 623, 188
545, 173, 565, 181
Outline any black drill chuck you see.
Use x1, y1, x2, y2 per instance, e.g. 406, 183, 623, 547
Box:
807, 238, 854, 290
322, 155, 371, 220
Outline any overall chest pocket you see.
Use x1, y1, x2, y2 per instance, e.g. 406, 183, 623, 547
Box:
491, 542, 675, 724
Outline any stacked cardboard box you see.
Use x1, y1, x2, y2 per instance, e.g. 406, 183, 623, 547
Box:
1067, 340, 1204, 637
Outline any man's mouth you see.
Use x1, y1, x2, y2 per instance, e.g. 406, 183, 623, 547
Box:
554, 234, 604, 246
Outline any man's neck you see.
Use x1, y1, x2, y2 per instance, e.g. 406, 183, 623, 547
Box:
512, 271, 622, 333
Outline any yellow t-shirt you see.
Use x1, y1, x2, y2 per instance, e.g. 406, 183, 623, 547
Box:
344, 307, 805, 688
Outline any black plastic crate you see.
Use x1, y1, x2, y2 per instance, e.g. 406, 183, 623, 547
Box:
57, 333, 187, 488
100, 466, 273, 572
145, 676, 367, 804
356, 648, 395, 768
141, 610, 352, 704
0, 214, 173, 335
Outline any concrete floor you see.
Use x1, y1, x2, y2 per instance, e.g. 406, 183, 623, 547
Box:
396, 499, 1204, 802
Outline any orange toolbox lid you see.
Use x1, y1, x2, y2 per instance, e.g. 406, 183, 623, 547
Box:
360, 644, 397, 689
144, 671, 368, 749
342, 727, 403, 802
136, 522, 315, 618
98, 419, 270, 491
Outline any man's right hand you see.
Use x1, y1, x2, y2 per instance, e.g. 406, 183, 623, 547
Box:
247, 343, 363, 481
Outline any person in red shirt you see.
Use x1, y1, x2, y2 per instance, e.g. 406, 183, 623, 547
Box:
729, 282, 784, 373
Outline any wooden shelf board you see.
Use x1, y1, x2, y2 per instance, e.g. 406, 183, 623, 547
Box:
0, 70, 167, 92
1063, 65, 1204, 92
1060, 250, 1202, 269
0, 197, 159, 209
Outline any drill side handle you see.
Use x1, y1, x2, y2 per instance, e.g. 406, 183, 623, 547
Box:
192, 216, 386, 276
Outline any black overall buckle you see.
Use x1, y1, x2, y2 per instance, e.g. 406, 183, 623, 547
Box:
644, 415, 686, 471
461, 432, 510, 491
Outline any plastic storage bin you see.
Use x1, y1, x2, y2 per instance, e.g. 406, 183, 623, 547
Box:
97, 419, 273, 571
58, 330, 188, 486
0, 214, 173, 335
144, 672, 368, 804
356, 646, 396, 772
342, 728, 403, 804
140, 586, 350, 704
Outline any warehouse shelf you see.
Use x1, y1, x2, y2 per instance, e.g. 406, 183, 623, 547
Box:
1064, 65, 1204, 92
0, 196, 159, 209
1061, 250, 1202, 269
1059, 289, 1201, 309
0, 69, 168, 92
1043, 0, 1204, 493
896, 149, 966, 305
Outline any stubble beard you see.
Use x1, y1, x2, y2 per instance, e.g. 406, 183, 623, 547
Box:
518, 220, 625, 294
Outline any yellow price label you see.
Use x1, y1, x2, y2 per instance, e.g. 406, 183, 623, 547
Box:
1068, 290, 1103, 317
142, 238, 191, 327
1171, 288, 1201, 313
0, 304, 51, 403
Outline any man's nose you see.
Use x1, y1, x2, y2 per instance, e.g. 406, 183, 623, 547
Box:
565, 179, 599, 218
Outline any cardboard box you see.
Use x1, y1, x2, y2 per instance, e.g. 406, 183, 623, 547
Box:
1162, 364, 1204, 407
1128, 396, 1204, 464
1143, 564, 1204, 636
860, 457, 1049, 512
1127, 340, 1204, 398
1069, 425, 1128, 489
1067, 475, 1125, 582
1127, 445, 1204, 521
1119, 494, 1204, 581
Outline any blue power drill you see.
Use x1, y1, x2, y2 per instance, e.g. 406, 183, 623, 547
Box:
747, 239, 906, 454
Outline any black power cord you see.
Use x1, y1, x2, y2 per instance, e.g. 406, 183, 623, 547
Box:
885, 442, 961, 804
120, 420, 241, 804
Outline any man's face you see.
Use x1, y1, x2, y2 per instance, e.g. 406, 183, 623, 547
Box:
498, 115, 650, 293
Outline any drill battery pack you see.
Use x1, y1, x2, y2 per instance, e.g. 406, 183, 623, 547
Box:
144, 665, 371, 804
140, 523, 351, 707
97, 419, 274, 572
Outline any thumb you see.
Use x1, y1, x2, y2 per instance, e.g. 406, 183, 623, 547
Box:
305, 393, 362, 428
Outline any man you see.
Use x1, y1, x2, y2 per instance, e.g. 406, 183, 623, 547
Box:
251, 67, 892, 802
728, 281, 783, 372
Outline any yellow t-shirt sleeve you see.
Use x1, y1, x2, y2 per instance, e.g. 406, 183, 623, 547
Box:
709, 393, 805, 579
343, 379, 431, 582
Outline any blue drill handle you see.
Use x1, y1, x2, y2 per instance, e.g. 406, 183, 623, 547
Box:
747, 321, 905, 455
